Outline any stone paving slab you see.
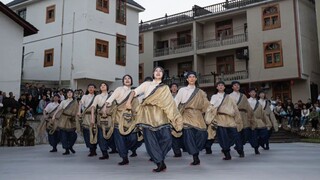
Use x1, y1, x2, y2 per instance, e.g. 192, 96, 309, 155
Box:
0, 143, 320, 180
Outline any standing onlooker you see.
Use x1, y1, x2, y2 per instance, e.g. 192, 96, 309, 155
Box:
293, 103, 301, 128
0, 91, 3, 110
310, 106, 319, 131
300, 104, 310, 130
306, 98, 312, 110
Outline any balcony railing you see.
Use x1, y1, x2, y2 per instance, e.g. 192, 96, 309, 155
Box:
154, 43, 193, 57
198, 33, 248, 50
140, 0, 266, 32
162, 70, 249, 86
198, 70, 249, 84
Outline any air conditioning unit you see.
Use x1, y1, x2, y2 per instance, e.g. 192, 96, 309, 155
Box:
236, 47, 249, 60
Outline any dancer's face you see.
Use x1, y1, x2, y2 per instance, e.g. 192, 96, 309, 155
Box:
153, 67, 163, 80
249, 91, 256, 98
123, 76, 132, 86
88, 85, 95, 94
187, 75, 197, 85
100, 83, 107, 92
170, 84, 178, 93
67, 91, 73, 98
216, 84, 225, 92
232, 84, 240, 92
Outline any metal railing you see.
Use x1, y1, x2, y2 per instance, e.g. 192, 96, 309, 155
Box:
198, 70, 249, 84
197, 33, 248, 50
140, 0, 266, 32
154, 42, 193, 57
162, 70, 248, 86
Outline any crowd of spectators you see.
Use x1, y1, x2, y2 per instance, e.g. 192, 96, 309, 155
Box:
0, 83, 85, 127
271, 95, 320, 132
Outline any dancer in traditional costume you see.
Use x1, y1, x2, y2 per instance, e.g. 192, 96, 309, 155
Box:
174, 72, 209, 165
247, 88, 272, 154
258, 91, 278, 150
126, 67, 183, 172
105, 75, 142, 165
78, 84, 97, 157
52, 89, 78, 155
170, 83, 184, 157
229, 81, 254, 155
42, 94, 60, 152
90, 82, 110, 159
205, 81, 243, 160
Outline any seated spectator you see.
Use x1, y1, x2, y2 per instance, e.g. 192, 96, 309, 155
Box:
300, 104, 310, 130
273, 102, 283, 128
36, 95, 47, 114
286, 106, 294, 128
26, 94, 37, 114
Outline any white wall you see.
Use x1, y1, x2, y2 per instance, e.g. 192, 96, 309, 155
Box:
0, 12, 24, 98
11, 0, 141, 90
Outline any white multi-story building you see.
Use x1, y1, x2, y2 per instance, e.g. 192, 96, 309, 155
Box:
0, 1, 37, 98
7, 0, 144, 91
139, 0, 320, 102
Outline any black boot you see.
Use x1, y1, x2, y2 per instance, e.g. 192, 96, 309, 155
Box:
118, 157, 129, 165
173, 151, 182, 157
88, 148, 97, 157
237, 150, 245, 158
265, 143, 270, 150
222, 151, 231, 160
62, 149, 70, 155
255, 147, 260, 155
109, 149, 118, 154
190, 153, 200, 165
69, 147, 76, 154
130, 150, 137, 157
99, 151, 109, 160
50, 147, 57, 152
153, 161, 167, 172
206, 147, 212, 154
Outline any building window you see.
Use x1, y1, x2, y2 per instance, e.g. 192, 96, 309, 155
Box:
216, 19, 233, 39
46, 5, 55, 23
96, 0, 109, 13
264, 41, 283, 68
95, 39, 109, 58
139, 63, 144, 84
17, 9, 26, 20
116, 0, 126, 25
44, 49, 54, 67
262, 4, 281, 30
116, 34, 126, 66
216, 55, 234, 74
139, 34, 144, 53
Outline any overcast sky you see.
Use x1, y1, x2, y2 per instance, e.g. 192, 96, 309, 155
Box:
1, 0, 225, 21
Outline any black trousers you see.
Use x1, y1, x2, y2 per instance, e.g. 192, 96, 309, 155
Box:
143, 127, 172, 164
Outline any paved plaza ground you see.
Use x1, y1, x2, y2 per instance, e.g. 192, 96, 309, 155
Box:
0, 143, 320, 180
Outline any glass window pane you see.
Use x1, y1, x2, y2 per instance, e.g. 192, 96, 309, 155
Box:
274, 53, 281, 63
266, 54, 273, 64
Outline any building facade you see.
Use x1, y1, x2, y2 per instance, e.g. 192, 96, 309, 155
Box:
7, 0, 144, 91
0, 2, 37, 98
139, 0, 320, 102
